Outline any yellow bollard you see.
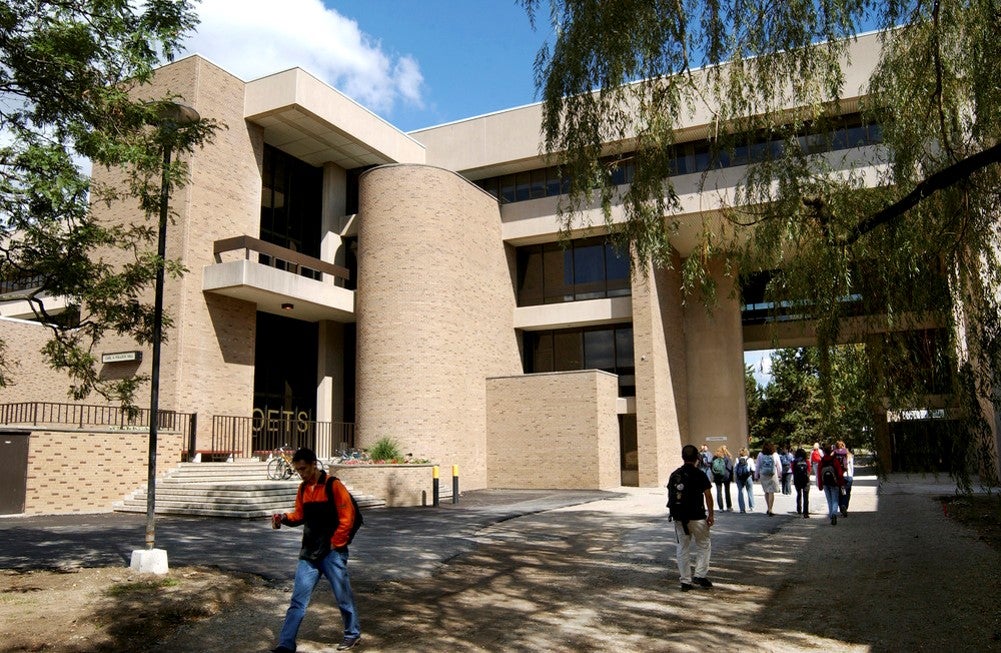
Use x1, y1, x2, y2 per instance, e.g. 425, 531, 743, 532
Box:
452, 464, 459, 504
432, 465, 440, 507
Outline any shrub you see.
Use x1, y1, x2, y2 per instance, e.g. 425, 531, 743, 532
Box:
369, 437, 402, 462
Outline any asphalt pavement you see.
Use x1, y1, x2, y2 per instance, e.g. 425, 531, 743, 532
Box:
0, 472, 964, 586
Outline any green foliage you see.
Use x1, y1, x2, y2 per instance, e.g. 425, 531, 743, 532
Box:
747, 346, 875, 453
0, 1, 219, 405
525, 1, 1001, 485
369, 437, 403, 462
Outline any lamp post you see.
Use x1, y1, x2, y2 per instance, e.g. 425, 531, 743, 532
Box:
132, 101, 200, 573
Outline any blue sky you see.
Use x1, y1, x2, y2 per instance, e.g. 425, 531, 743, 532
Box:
178, 0, 551, 132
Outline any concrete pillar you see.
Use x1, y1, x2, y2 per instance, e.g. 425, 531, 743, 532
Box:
682, 257, 748, 456
631, 256, 688, 487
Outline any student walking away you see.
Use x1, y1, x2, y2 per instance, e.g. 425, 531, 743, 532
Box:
835, 441, 854, 517
816, 443, 846, 525
734, 448, 755, 513
667, 444, 715, 592
755, 441, 782, 516
792, 448, 811, 518
271, 448, 362, 652
711, 446, 734, 511
779, 445, 794, 495
699, 444, 714, 481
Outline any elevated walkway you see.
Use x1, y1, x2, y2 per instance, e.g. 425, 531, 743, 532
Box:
113, 460, 385, 519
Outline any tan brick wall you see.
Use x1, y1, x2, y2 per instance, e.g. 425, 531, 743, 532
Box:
355, 165, 522, 491
682, 257, 749, 455
86, 56, 261, 445
0, 318, 78, 403
485, 371, 620, 489
23, 429, 184, 514
329, 464, 447, 507
631, 257, 688, 486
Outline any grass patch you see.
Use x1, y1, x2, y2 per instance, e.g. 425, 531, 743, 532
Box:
105, 576, 180, 597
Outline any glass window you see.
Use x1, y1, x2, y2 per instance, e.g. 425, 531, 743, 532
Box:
517, 247, 544, 306
515, 171, 532, 202
546, 167, 564, 197
528, 331, 554, 373
573, 241, 605, 300
530, 169, 547, 199
584, 329, 615, 370
499, 175, 516, 204
553, 331, 582, 370
543, 243, 574, 303
606, 243, 631, 296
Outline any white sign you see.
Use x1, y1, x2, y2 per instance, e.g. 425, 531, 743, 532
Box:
101, 350, 142, 363
705, 436, 728, 442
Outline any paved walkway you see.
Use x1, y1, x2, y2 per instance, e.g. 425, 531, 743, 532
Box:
2, 473, 998, 652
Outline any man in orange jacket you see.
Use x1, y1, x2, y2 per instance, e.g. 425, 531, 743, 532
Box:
271, 448, 361, 652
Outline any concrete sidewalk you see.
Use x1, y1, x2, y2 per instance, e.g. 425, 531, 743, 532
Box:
3, 473, 997, 652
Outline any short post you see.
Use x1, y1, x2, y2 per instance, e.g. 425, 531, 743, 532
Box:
432, 465, 440, 507
452, 464, 459, 504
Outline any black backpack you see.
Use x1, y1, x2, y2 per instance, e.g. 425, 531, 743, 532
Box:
667, 467, 702, 531
300, 474, 364, 544
792, 458, 810, 484
820, 461, 838, 488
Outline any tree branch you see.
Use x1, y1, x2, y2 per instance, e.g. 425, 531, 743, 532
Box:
843, 141, 1001, 247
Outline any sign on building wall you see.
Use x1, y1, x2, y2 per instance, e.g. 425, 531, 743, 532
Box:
101, 351, 142, 364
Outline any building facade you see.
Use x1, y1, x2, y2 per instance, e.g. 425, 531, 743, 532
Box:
6, 31, 986, 502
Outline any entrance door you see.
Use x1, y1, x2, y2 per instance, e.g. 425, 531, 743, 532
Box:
0, 431, 29, 514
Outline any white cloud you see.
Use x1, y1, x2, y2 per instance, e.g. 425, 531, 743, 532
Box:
179, 0, 424, 113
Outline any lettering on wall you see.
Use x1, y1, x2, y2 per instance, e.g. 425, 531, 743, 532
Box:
252, 408, 312, 434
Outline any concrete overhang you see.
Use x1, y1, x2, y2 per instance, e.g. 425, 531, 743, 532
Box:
203, 260, 355, 323
244, 68, 426, 169
0, 294, 70, 320
514, 296, 633, 331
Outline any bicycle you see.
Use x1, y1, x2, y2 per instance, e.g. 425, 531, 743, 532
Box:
266, 446, 295, 480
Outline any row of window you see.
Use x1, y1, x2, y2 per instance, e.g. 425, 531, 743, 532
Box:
476, 119, 883, 204
523, 324, 635, 397
517, 236, 631, 306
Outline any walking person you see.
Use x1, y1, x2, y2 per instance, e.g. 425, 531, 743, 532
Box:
792, 447, 811, 517
699, 444, 713, 481
755, 441, 782, 516
734, 448, 755, 513
779, 445, 794, 495
817, 443, 846, 525
711, 446, 734, 512
810, 442, 823, 478
835, 441, 854, 517
271, 448, 362, 652
667, 444, 715, 592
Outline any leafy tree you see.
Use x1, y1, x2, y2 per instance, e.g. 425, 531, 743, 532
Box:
750, 347, 872, 452
0, 1, 217, 404
523, 0, 1001, 484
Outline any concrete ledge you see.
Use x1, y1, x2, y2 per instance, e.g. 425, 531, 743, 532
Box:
328, 463, 450, 507
130, 548, 168, 575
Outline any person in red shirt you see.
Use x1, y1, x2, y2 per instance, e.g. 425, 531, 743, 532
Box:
816, 443, 846, 525
271, 448, 361, 652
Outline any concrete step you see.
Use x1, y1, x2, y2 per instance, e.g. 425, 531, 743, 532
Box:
115, 460, 386, 518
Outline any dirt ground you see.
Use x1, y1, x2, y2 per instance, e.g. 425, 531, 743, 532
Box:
2, 491, 999, 653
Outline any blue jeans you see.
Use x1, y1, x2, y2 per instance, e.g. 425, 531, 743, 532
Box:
737, 477, 754, 512
823, 486, 840, 519
839, 477, 854, 514
278, 549, 360, 649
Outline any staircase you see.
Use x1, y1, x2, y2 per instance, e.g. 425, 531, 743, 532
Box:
114, 460, 385, 519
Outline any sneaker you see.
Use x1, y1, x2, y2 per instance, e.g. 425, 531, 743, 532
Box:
336, 637, 361, 650
804, 513, 810, 518
680, 582, 694, 592
692, 577, 714, 589
270, 647, 295, 653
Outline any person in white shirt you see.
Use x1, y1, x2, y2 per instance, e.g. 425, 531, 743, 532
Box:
754, 441, 782, 516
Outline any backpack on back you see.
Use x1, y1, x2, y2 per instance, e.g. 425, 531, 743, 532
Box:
792, 458, 810, 484
735, 457, 751, 483
667, 467, 702, 531
711, 457, 726, 481
299, 474, 365, 544
820, 461, 838, 488
758, 454, 775, 476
